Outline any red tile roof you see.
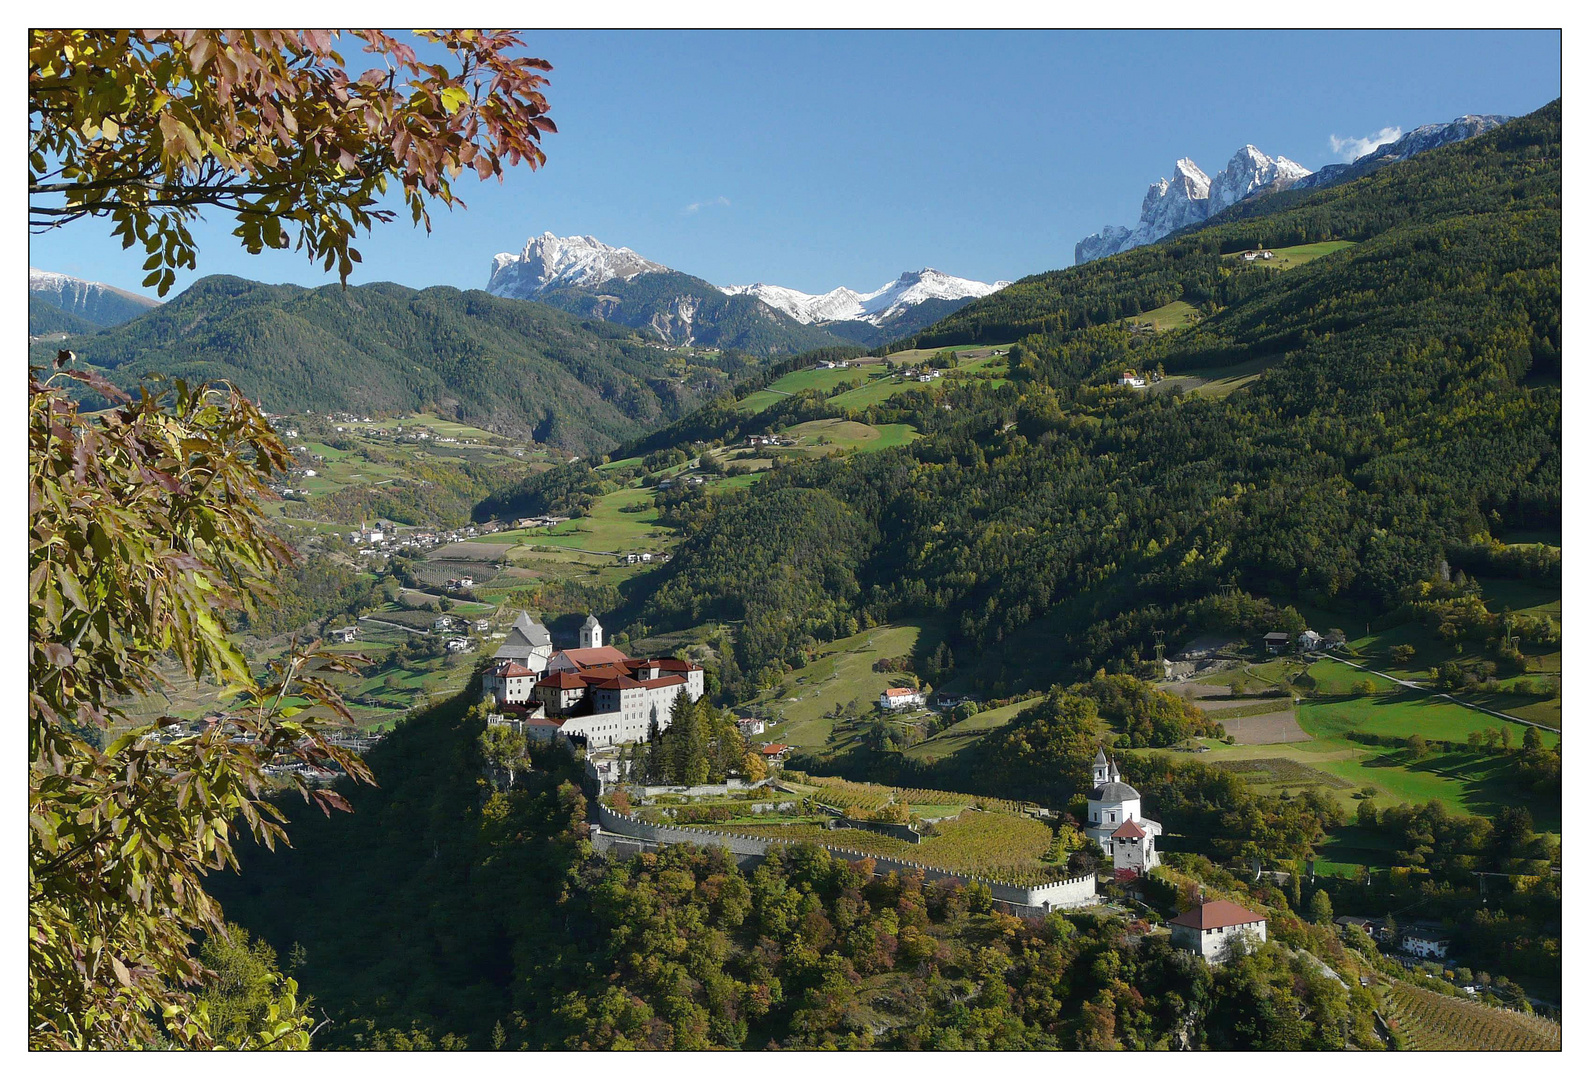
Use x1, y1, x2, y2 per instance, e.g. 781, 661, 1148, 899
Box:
493, 662, 534, 677
590, 674, 646, 690
639, 675, 687, 690
761, 743, 790, 755
536, 671, 587, 689
1168, 900, 1266, 931
1111, 818, 1146, 839
558, 646, 631, 669
650, 656, 699, 672
882, 687, 920, 698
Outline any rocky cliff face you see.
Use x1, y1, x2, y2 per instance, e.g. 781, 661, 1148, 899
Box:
1075, 148, 1309, 265
1074, 114, 1511, 266
486, 232, 669, 298
1293, 114, 1511, 192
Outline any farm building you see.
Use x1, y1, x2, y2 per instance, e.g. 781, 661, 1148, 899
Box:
879, 687, 926, 710
1169, 900, 1268, 963
329, 626, 358, 644
1263, 632, 1291, 654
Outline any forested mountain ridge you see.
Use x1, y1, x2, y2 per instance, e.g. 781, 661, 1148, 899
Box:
32, 276, 766, 456
906, 101, 1558, 350
589, 102, 1560, 692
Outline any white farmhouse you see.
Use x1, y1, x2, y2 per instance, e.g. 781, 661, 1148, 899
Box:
879, 687, 925, 710
1169, 900, 1268, 963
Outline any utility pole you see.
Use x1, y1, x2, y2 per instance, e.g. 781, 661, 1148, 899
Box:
1153, 630, 1166, 667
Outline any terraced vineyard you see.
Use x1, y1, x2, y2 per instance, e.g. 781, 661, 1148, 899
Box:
786, 774, 1042, 817
1384, 983, 1561, 1051
677, 802, 1066, 884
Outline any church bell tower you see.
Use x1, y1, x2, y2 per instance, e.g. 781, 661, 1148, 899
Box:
580, 614, 604, 650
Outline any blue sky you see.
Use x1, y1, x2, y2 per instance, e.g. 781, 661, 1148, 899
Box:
29, 29, 1561, 299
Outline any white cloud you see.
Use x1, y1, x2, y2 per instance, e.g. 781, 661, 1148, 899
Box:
681, 195, 731, 215
1328, 126, 1403, 164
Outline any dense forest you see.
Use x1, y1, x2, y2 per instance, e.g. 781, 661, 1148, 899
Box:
591, 102, 1561, 692
36, 277, 769, 456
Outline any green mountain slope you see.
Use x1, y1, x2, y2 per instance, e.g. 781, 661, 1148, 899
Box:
594, 102, 1559, 693
28, 297, 97, 336
903, 102, 1561, 350
35, 277, 767, 456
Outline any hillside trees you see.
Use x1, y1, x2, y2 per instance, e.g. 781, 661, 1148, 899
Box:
28, 28, 557, 1048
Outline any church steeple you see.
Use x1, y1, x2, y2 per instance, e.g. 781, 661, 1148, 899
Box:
1093, 748, 1110, 786
580, 614, 604, 649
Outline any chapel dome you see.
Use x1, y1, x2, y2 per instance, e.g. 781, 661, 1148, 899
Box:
1092, 781, 1141, 802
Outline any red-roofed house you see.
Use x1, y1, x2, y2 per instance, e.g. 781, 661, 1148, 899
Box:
879, 687, 925, 710
1168, 900, 1268, 962
760, 743, 791, 765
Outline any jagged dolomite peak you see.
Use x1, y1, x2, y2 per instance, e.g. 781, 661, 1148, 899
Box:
1076, 114, 1512, 266
724, 268, 1009, 327
1206, 145, 1311, 216
1076, 148, 1312, 265
487, 232, 670, 298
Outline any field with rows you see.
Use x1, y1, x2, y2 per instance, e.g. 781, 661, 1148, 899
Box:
679, 808, 1067, 885
784, 774, 1040, 818
1383, 982, 1560, 1051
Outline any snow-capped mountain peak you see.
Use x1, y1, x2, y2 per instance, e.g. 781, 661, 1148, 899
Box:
1077, 144, 1314, 265
1206, 145, 1311, 215
724, 268, 1009, 327
487, 232, 670, 298
1077, 114, 1510, 265
484, 233, 1010, 333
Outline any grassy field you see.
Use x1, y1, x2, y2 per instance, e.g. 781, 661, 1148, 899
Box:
1125, 299, 1200, 331
1225, 240, 1359, 270
735, 365, 879, 414
779, 418, 920, 455
902, 696, 1042, 763
756, 622, 943, 751
1156, 355, 1276, 399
